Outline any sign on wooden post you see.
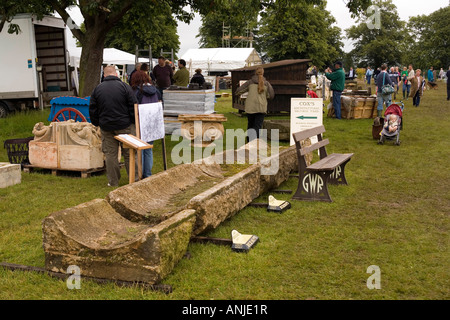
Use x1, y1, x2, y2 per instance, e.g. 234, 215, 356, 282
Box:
135, 102, 167, 175
290, 98, 323, 146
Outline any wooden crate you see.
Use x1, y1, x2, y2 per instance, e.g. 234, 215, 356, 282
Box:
329, 96, 377, 119
353, 97, 377, 119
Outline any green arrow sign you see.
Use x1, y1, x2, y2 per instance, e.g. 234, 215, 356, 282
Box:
297, 116, 318, 120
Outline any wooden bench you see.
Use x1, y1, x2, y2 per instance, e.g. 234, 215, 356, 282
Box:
292, 125, 353, 202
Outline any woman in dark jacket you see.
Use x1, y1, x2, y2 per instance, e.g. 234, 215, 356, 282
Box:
131, 71, 161, 178
190, 69, 206, 87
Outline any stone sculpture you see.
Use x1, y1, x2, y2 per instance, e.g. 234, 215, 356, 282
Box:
29, 120, 104, 170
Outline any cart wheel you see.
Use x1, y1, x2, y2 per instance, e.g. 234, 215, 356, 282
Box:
52, 107, 87, 122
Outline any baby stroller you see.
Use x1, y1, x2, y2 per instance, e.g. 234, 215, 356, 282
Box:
377, 102, 404, 146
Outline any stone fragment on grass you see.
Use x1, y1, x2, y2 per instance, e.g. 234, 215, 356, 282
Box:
0, 163, 21, 188
42, 198, 196, 284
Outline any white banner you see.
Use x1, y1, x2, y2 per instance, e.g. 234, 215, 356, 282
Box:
138, 102, 165, 142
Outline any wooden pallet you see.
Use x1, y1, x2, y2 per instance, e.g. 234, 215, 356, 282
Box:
22, 163, 124, 178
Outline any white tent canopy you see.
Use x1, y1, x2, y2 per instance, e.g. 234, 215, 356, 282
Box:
68, 47, 155, 93
181, 48, 262, 75
68, 47, 152, 68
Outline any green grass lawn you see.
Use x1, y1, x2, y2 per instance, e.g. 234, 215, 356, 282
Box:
0, 85, 449, 300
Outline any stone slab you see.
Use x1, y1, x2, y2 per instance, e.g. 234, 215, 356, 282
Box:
0, 162, 21, 188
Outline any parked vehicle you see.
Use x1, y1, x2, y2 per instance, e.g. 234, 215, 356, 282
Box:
0, 14, 73, 118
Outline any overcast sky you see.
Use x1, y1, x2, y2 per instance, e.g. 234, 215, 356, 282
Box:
66, 0, 449, 56
176, 0, 449, 56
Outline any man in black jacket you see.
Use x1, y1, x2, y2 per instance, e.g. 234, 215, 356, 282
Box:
89, 65, 138, 187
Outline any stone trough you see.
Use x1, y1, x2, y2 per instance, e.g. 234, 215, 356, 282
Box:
43, 199, 196, 283
42, 142, 298, 284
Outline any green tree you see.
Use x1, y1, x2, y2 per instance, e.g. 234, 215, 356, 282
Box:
404, 6, 450, 70
0, 0, 51, 33
345, 0, 406, 68
104, 1, 180, 59
256, 0, 344, 67
47, 0, 222, 97
5, 0, 370, 97
197, 0, 260, 48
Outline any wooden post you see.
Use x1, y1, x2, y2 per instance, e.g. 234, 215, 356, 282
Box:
128, 147, 136, 185
134, 103, 142, 180
114, 134, 152, 185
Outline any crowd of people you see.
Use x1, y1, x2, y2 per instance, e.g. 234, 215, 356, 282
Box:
90, 56, 448, 186
90, 56, 273, 187
91, 56, 210, 187
325, 61, 449, 119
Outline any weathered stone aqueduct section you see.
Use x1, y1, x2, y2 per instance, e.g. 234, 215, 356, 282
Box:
42, 142, 298, 284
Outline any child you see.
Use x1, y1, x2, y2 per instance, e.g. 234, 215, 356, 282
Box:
384, 114, 399, 133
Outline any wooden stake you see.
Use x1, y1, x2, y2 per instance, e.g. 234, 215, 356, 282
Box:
134, 103, 142, 180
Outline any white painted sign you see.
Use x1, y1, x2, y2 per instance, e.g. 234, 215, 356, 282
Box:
138, 102, 165, 143
290, 98, 323, 146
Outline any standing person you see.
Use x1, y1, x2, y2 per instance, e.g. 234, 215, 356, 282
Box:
131, 71, 161, 179
401, 66, 410, 99
235, 67, 275, 141
348, 67, 355, 80
89, 65, 138, 187
373, 67, 381, 82
395, 67, 401, 96
140, 63, 156, 84
325, 61, 346, 119
173, 59, 190, 87
427, 67, 434, 83
407, 65, 415, 100
152, 56, 173, 99
366, 67, 373, 85
376, 64, 393, 117
389, 67, 400, 100
439, 68, 445, 80
446, 66, 450, 101
312, 66, 318, 78
190, 68, 206, 87
128, 63, 142, 85
409, 69, 424, 107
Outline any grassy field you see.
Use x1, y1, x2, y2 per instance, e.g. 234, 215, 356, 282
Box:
0, 84, 449, 300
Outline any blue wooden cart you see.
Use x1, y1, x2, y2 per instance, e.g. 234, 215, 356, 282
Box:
48, 96, 91, 123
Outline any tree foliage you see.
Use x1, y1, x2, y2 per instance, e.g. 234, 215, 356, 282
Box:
404, 6, 450, 70
345, 0, 406, 68
257, 0, 344, 67
3, 0, 371, 96
197, 0, 260, 48
0, 0, 52, 33
104, 1, 180, 59
45, 0, 225, 96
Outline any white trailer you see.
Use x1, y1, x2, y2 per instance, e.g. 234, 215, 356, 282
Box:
0, 14, 73, 117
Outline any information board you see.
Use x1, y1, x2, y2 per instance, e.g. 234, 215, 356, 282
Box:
290, 98, 323, 146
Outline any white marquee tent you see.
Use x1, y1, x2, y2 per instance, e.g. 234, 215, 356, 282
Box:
68, 47, 156, 92
181, 48, 262, 76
